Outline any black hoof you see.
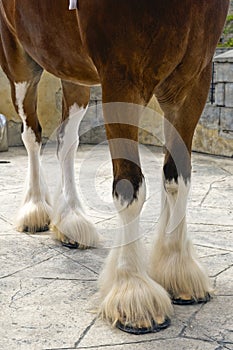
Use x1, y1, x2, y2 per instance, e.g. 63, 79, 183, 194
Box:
23, 224, 50, 233
61, 241, 79, 249
116, 317, 171, 335
38, 224, 50, 232
172, 293, 211, 305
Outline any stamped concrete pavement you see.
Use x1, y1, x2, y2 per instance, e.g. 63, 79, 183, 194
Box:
0, 144, 232, 350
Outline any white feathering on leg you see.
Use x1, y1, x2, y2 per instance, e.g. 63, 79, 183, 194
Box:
14, 82, 51, 232
52, 103, 99, 248
99, 179, 172, 328
149, 175, 212, 300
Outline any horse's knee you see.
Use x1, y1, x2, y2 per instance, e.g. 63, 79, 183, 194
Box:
163, 151, 191, 192
112, 160, 146, 217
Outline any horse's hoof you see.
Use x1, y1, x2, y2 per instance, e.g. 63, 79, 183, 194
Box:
23, 224, 50, 233
116, 317, 171, 335
61, 241, 79, 249
55, 229, 91, 250
172, 293, 211, 305
61, 240, 90, 249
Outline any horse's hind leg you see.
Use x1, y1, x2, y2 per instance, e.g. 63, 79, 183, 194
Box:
14, 76, 52, 232
150, 63, 213, 303
52, 80, 99, 249
0, 25, 51, 232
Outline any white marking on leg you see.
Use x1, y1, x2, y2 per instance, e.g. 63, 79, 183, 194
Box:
14, 82, 29, 122
15, 82, 47, 199
99, 179, 172, 328
53, 103, 99, 247
14, 82, 51, 231
149, 175, 212, 300
57, 103, 84, 162
163, 176, 190, 234
57, 103, 86, 208
113, 178, 146, 246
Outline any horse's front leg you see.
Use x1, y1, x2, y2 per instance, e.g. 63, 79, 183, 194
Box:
52, 81, 99, 249
99, 99, 172, 333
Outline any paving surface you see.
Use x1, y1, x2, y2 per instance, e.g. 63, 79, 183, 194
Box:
0, 144, 232, 350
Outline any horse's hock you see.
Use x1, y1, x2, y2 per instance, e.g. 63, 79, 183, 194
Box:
0, 51, 233, 157
0, 69, 61, 146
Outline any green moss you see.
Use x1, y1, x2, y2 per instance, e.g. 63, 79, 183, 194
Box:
223, 15, 233, 34
218, 14, 233, 47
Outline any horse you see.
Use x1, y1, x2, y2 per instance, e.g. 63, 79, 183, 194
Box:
0, 0, 229, 334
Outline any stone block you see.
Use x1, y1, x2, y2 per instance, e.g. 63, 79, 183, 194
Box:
199, 104, 220, 129
0, 114, 8, 151
96, 102, 104, 126
90, 125, 106, 144
90, 86, 102, 101
215, 62, 233, 82
139, 128, 163, 146
7, 120, 23, 146
79, 120, 92, 137
79, 129, 92, 144
225, 83, 233, 107
193, 124, 233, 157
215, 83, 225, 106
84, 101, 97, 123
79, 101, 105, 144
214, 49, 233, 63
220, 107, 233, 139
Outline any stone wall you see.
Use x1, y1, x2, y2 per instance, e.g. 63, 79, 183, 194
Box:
0, 67, 164, 148
193, 50, 233, 157
81, 52, 233, 157
1, 55, 233, 157
80, 50, 233, 158
1, 62, 233, 156
230, 0, 233, 14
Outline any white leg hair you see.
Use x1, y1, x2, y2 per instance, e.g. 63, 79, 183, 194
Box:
149, 175, 212, 300
14, 82, 51, 232
52, 103, 99, 248
99, 179, 172, 328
